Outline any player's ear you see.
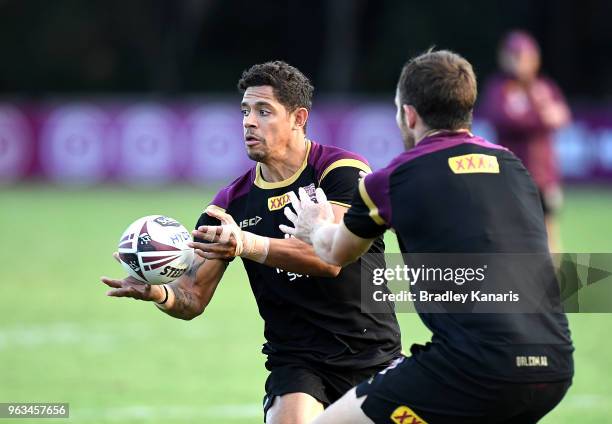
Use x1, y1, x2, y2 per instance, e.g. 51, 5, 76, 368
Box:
292, 107, 308, 131
404, 105, 418, 129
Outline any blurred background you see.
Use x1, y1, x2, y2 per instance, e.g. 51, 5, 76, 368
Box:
1, 1, 611, 423
1, 0, 612, 183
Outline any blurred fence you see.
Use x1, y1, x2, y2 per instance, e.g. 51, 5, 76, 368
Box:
1, 101, 611, 185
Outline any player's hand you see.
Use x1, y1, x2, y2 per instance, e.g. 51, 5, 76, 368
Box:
100, 252, 164, 302
189, 207, 243, 261
540, 103, 570, 128
279, 187, 334, 244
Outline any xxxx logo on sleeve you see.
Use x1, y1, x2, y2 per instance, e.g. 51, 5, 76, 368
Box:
448, 154, 499, 174
390, 406, 428, 424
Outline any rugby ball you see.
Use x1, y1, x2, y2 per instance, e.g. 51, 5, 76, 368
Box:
117, 215, 194, 285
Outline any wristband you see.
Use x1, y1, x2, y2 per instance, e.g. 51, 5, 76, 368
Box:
157, 284, 169, 304
155, 284, 176, 310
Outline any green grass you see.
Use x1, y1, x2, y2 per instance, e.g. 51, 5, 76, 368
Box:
0, 185, 611, 423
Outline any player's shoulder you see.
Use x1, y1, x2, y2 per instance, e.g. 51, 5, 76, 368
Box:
210, 167, 256, 210
417, 132, 507, 161
308, 140, 371, 183
368, 133, 511, 181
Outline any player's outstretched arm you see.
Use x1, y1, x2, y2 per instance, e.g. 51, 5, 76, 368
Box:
190, 206, 342, 277
101, 253, 227, 320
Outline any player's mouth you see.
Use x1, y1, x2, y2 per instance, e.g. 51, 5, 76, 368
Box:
245, 135, 262, 147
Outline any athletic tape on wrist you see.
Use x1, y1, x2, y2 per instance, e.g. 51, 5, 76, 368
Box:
241, 232, 270, 264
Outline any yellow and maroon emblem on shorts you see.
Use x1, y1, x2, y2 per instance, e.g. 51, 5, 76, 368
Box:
390, 405, 428, 424
448, 153, 499, 174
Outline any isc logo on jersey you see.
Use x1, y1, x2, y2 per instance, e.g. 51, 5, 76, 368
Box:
239, 216, 262, 228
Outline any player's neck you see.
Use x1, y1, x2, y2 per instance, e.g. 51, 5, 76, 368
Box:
413, 122, 435, 145
260, 136, 309, 183
415, 127, 472, 145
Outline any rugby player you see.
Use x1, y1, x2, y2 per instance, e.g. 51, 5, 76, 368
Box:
482, 30, 571, 252
101, 61, 401, 424
281, 50, 574, 423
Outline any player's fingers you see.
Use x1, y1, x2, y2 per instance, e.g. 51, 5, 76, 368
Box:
315, 188, 335, 219
194, 242, 236, 257
326, 202, 335, 219
314, 187, 328, 204
283, 206, 298, 224
298, 187, 313, 206
288, 191, 302, 214
196, 250, 232, 261
106, 287, 134, 297
218, 225, 235, 243
279, 224, 297, 236
205, 206, 236, 225
100, 276, 123, 288
205, 206, 227, 222
112, 252, 121, 264
218, 213, 237, 226
188, 241, 216, 252
193, 225, 220, 242
358, 170, 371, 179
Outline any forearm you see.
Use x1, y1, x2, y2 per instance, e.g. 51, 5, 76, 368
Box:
264, 237, 341, 277
156, 284, 203, 321
312, 223, 350, 266
311, 222, 373, 267
156, 258, 224, 320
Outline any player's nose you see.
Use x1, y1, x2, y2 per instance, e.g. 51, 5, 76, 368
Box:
243, 113, 258, 128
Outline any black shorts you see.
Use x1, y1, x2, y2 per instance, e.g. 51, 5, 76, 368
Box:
356, 352, 572, 424
263, 362, 389, 420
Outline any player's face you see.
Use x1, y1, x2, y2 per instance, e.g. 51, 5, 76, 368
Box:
395, 89, 416, 150
241, 85, 294, 162
500, 49, 540, 82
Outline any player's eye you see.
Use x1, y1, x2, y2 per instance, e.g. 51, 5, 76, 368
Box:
259, 109, 270, 116
241, 109, 249, 116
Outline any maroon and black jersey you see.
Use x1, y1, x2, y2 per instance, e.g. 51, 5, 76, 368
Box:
481, 74, 569, 192
196, 140, 401, 370
344, 130, 573, 383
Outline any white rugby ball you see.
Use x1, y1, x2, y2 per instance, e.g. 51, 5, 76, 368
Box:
117, 215, 194, 285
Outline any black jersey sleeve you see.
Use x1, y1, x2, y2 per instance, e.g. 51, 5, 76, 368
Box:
193, 211, 222, 243
343, 178, 388, 239
319, 161, 370, 208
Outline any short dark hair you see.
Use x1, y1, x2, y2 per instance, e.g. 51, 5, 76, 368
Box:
238, 61, 314, 113
398, 50, 477, 130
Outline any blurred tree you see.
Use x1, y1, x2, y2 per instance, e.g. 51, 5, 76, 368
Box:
0, 0, 609, 101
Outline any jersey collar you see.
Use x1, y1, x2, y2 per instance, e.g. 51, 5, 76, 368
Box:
254, 140, 312, 189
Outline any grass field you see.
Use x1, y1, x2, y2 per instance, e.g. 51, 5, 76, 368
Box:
1, 185, 611, 423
